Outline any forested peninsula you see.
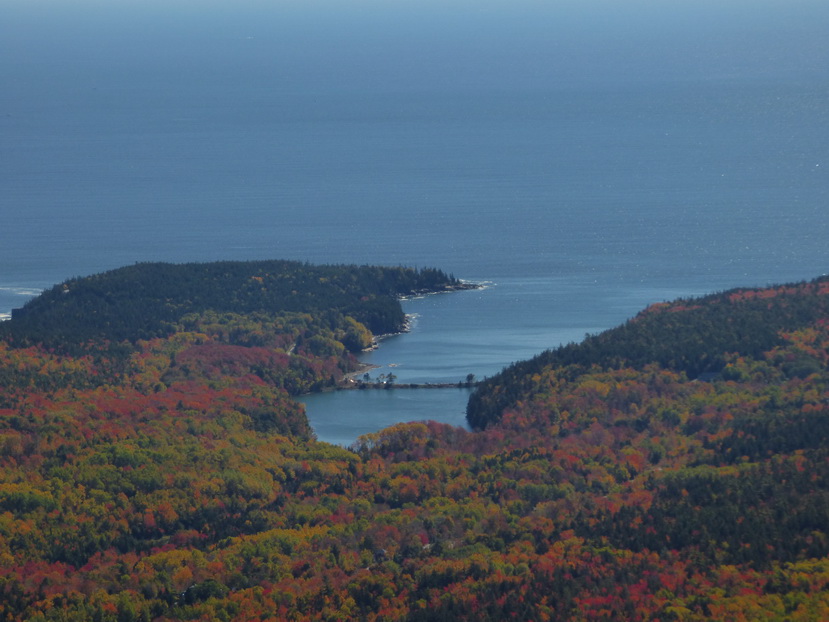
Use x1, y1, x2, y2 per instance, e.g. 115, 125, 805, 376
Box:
2, 263, 829, 620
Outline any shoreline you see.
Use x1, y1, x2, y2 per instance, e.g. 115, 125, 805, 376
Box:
334, 381, 477, 392
312, 280, 485, 396
362, 280, 484, 350
399, 280, 484, 301
342, 362, 380, 382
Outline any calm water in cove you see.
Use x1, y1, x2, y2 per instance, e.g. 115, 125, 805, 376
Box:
3, 1, 829, 445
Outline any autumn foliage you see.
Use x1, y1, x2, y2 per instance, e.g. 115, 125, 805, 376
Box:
2, 267, 829, 620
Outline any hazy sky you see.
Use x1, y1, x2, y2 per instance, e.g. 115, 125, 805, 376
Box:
4, 0, 828, 94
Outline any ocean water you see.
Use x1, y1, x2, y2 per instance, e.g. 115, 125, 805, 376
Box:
3, 1, 829, 444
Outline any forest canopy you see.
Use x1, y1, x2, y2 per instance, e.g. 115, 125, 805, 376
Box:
1, 261, 464, 352
2, 266, 829, 621
467, 275, 829, 429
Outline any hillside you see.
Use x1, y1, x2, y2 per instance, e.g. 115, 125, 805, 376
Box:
2, 269, 829, 620
468, 276, 829, 429
2, 261, 463, 352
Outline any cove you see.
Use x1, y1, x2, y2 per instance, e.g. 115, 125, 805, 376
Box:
298, 386, 473, 448
299, 278, 650, 446
299, 287, 489, 446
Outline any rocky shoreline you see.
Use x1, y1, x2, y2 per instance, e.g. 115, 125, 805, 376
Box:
315, 280, 483, 394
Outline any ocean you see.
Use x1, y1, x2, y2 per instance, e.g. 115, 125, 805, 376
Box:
3, 1, 828, 445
